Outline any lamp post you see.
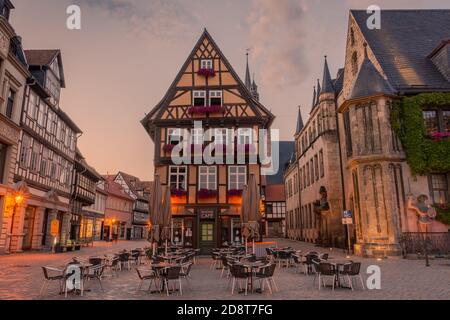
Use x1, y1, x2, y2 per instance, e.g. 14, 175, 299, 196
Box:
8, 193, 24, 253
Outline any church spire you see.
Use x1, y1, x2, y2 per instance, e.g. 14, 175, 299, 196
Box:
245, 51, 252, 90
321, 55, 334, 94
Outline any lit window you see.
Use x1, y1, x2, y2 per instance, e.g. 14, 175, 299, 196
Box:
430, 174, 449, 205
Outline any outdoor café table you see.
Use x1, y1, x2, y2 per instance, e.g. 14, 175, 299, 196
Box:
147, 262, 180, 294
62, 262, 93, 296
328, 260, 353, 289
239, 261, 267, 294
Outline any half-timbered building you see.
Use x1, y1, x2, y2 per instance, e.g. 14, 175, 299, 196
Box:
113, 172, 151, 240
0, 0, 30, 254
9, 49, 81, 252
70, 148, 102, 243
142, 29, 274, 254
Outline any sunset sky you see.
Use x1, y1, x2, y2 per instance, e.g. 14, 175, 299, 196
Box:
10, 0, 450, 180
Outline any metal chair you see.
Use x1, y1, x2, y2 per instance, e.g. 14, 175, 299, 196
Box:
162, 266, 183, 297
317, 263, 337, 291
340, 262, 365, 291
229, 265, 251, 296
136, 268, 160, 292
40, 266, 64, 297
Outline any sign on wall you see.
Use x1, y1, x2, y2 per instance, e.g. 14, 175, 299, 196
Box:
342, 210, 353, 225
50, 219, 60, 237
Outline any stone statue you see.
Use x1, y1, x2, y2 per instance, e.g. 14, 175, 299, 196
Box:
407, 194, 437, 232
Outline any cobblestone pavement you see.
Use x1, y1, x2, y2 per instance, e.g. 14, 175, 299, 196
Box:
0, 238, 449, 300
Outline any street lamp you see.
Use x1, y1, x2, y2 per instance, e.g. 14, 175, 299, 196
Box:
8, 192, 25, 253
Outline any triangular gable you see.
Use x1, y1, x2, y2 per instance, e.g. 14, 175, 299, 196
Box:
142, 29, 274, 131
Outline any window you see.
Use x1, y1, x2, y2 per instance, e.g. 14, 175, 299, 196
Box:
306, 163, 310, 186
229, 166, 247, 190
319, 150, 324, 178
0, 143, 7, 183
200, 59, 213, 69
344, 110, 353, 157
37, 101, 47, 127
444, 111, 450, 133
314, 155, 319, 181
209, 91, 222, 106
199, 166, 217, 190
310, 159, 314, 184
237, 128, 252, 145
169, 166, 187, 191
6, 89, 15, 119
28, 91, 38, 120
167, 128, 182, 145
40, 149, 48, 177
19, 135, 31, 168
318, 112, 323, 134
193, 91, 206, 107
350, 28, 355, 46
423, 111, 438, 135
191, 128, 204, 145
299, 168, 303, 190
430, 174, 449, 205
30, 142, 41, 172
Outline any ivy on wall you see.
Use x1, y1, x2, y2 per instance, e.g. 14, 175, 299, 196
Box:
391, 93, 450, 175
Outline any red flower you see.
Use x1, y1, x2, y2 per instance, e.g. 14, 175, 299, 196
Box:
188, 105, 225, 115
197, 68, 216, 77
198, 189, 217, 199
163, 144, 176, 153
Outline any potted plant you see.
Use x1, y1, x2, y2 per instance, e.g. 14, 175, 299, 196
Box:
198, 189, 218, 199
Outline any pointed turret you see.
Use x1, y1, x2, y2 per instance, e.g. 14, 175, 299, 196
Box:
295, 106, 304, 135
311, 86, 316, 109
315, 79, 321, 105
321, 56, 334, 94
251, 76, 260, 102
348, 43, 394, 100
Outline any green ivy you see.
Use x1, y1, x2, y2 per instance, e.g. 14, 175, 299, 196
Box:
391, 93, 450, 175
434, 206, 450, 225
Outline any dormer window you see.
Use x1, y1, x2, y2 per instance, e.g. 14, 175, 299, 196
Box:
193, 91, 206, 106
209, 91, 222, 106
201, 59, 213, 70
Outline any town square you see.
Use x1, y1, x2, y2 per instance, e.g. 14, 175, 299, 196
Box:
0, 0, 449, 304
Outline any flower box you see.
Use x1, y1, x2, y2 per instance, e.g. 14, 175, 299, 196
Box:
198, 189, 218, 199
197, 68, 216, 77
163, 144, 176, 153
171, 189, 187, 197
430, 132, 450, 142
188, 105, 225, 115
228, 189, 243, 197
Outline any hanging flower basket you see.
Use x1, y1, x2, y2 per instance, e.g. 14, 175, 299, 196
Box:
198, 189, 217, 199
188, 105, 225, 115
197, 68, 216, 77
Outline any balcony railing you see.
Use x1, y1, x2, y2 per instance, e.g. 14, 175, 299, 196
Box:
400, 232, 450, 256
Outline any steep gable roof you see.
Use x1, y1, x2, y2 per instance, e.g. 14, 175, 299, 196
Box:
25, 49, 66, 87
141, 29, 274, 136
351, 10, 450, 92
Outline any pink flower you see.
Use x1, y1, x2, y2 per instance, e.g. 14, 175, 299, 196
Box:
197, 68, 216, 77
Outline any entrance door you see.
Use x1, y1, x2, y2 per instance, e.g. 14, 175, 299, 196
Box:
22, 207, 36, 250
199, 221, 215, 255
